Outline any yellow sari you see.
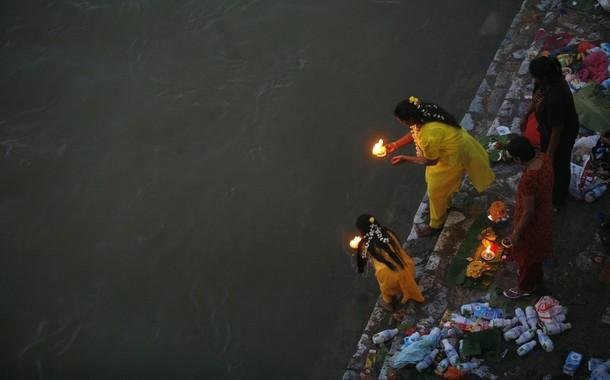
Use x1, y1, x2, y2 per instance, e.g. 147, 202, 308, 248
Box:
371, 231, 425, 304
416, 122, 495, 228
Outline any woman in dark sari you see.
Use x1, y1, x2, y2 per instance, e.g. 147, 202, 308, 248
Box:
528, 56, 579, 209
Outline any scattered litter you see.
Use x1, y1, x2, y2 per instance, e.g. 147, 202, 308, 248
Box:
471, 365, 499, 380
563, 351, 583, 376
589, 359, 610, 379
495, 126, 512, 135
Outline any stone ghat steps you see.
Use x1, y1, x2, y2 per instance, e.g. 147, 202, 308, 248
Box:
341, 0, 566, 379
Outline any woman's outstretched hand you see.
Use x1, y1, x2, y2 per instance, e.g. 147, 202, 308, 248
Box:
385, 142, 397, 154
391, 155, 410, 165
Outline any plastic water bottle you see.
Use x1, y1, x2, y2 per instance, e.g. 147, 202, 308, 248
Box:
457, 361, 479, 374
525, 306, 539, 330
442, 339, 460, 367
504, 325, 528, 341
536, 329, 554, 352
460, 302, 489, 316
515, 329, 536, 345
435, 358, 450, 375
517, 340, 537, 356
416, 349, 439, 372
505, 317, 519, 332
372, 328, 398, 344
514, 307, 528, 327
490, 318, 516, 330
474, 306, 503, 320
585, 184, 608, 203
544, 322, 572, 336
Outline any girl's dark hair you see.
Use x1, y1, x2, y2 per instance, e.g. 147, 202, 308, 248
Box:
394, 100, 460, 128
355, 214, 405, 274
507, 136, 536, 162
529, 56, 563, 83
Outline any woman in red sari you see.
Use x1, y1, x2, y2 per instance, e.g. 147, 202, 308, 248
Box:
503, 137, 554, 299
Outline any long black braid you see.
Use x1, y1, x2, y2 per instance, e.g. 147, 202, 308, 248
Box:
394, 98, 460, 128
355, 214, 405, 274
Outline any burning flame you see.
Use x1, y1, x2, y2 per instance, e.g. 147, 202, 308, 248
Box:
349, 236, 362, 249
481, 244, 496, 261
372, 139, 387, 157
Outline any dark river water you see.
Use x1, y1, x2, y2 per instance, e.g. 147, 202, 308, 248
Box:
0, 1, 520, 379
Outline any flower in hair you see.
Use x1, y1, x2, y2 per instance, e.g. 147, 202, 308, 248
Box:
361, 222, 390, 259
409, 96, 419, 105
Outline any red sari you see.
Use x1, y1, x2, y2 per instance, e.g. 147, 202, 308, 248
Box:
513, 153, 554, 290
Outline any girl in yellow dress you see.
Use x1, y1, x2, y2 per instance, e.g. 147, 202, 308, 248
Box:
354, 214, 424, 311
386, 97, 495, 236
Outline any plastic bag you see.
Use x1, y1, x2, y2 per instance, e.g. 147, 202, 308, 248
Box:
391, 332, 440, 369
570, 158, 607, 200
535, 296, 564, 325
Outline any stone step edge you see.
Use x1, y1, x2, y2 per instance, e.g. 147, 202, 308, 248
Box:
341, 0, 559, 379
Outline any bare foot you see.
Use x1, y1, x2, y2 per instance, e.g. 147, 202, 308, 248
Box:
416, 224, 442, 237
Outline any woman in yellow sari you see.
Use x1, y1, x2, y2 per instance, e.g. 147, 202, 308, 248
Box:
386, 97, 495, 236
354, 214, 424, 311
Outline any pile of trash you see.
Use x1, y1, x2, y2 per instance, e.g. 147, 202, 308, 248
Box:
570, 133, 610, 201
537, 29, 610, 92
589, 358, 610, 380
374, 296, 573, 378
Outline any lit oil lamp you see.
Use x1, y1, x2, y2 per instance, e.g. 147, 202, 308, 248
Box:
349, 236, 362, 249
372, 139, 387, 158
479, 238, 503, 261
481, 244, 495, 261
